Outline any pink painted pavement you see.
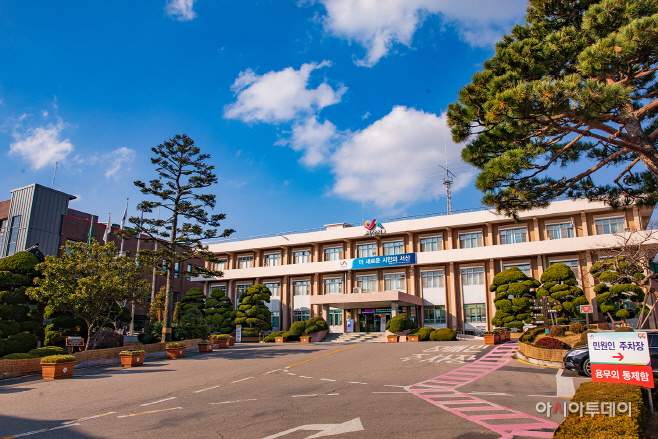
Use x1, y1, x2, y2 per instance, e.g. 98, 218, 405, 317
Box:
405, 341, 559, 439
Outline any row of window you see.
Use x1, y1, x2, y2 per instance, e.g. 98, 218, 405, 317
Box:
212, 218, 625, 271
424, 304, 485, 324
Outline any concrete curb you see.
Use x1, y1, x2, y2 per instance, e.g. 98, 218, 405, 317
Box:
515, 351, 564, 368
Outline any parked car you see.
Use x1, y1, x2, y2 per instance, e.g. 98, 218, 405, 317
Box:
563, 331, 658, 377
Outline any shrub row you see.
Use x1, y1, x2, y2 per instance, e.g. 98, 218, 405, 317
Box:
534, 336, 569, 350
554, 382, 648, 439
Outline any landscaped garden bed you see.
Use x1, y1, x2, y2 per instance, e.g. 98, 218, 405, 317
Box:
517, 325, 590, 366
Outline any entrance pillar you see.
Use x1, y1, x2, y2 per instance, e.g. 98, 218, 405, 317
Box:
322, 305, 329, 323
391, 302, 398, 318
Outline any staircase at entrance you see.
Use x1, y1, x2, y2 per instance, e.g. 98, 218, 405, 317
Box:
321, 333, 388, 343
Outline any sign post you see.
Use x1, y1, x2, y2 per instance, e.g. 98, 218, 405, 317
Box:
532, 296, 551, 329
588, 332, 654, 390
580, 304, 594, 329
235, 324, 242, 343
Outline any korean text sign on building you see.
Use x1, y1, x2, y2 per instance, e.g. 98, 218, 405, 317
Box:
588, 332, 654, 388
336, 253, 416, 270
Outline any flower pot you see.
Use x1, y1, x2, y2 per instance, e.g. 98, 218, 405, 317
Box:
484, 334, 496, 345
387, 335, 399, 343
198, 343, 214, 353
228, 338, 235, 346
300, 335, 312, 343
505, 331, 511, 341
494, 333, 501, 343
120, 353, 145, 367
215, 339, 230, 349
166, 347, 186, 359
275, 336, 287, 343
41, 361, 76, 379
407, 335, 419, 342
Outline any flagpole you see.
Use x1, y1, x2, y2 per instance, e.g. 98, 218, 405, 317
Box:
119, 198, 128, 256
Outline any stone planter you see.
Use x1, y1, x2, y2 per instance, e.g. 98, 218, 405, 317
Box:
119, 352, 145, 367
198, 343, 214, 353
215, 339, 230, 349
407, 335, 419, 342
387, 335, 399, 343
166, 347, 186, 359
41, 361, 76, 379
300, 335, 312, 343
275, 336, 287, 343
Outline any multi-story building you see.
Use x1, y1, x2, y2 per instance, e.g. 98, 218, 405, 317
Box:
197, 199, 656, 333
0, 183, 204, 330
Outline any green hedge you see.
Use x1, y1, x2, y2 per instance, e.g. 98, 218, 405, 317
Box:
1, 352, 36, 359
40, 354, 77, 363
27, 346, 68, 357
264, 331, 287, 343
554, 382, 648, 439
430, 328, 457, 341
386, 313, 416, 333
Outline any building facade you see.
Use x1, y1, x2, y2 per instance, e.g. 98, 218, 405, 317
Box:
197, 199, 655, 333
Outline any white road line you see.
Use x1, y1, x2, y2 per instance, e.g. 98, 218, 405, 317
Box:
283, 370, 289, 373
5, 423, 81, 437
194, 385, 220, 393
383, 385, 405, 388
210, 399, 258, 405
299, 376, 313, 379
231, 377, 254, 383
286, 372, 296, 375
62, 412, 116, 425
140, 397, 177, 406
264, 369, 281, 375
292, 393, 339, 398
118, 407, 182, 418
527, 394, 560, 398
468, 392, 512, 396
319, 378, 337, 381
349, 382, 367, 385
372, 392, 408, 394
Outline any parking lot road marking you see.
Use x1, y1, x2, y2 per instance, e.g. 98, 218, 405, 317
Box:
383, 385, 405, 388
62, 412, 116, 424
211, 399, 258, 405
349, 382, 367, 385
117, 407, 182, 418
287, 372, 296, 375
527, 394, 560, 398
299, 376, 313, 378
292, 393, 339, 397
319, 378, 336, 381
140, 396, 177, 406
372, 392, 408, 394
264, 369, 281, 375
1, 423, 81, 438
468, 392, 512, 396
286, 345, 358, 369
260, 418, 363, 439
194, 385, 221, 393
231, 377, 254, 383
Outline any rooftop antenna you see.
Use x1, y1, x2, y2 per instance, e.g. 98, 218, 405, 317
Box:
51, 161, 58, 189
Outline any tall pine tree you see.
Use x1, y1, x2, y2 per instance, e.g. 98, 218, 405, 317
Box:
128, 135, 234, 342
448, 0, 658, 216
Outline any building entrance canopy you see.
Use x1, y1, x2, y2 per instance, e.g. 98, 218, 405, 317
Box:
309, 290, 422, 310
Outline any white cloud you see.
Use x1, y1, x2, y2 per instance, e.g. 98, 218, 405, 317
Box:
9, 119, 74, 170
311, 0, 527, 66
276, 116, 339, 166
361, 111, 370, 120
42, 110, 48, 117
330, 106, 474, 209
105, 147, 136, 178
165, 0, 197, 21
224, 61, 346, 124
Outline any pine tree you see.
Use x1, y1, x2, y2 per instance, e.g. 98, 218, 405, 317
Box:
490, 267, 539, 330
234, 284, 272, 336
128, 134, 235, 342
590, 257, 647, 323
537, 263, 588, 323
180, 287, 206, 314
448, 0, 658, 216
205, 288, 234, 334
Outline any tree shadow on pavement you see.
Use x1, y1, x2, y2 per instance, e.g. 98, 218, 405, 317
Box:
0, 414, 104, 439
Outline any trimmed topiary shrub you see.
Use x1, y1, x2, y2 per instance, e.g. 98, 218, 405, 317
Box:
535, 337, 569, 350
287, 321, 306, 336
386, 313, 416, 333
411, 327, 435, 341
1, 352, 36, 359
549, 325, 565, 337
538, 263, 588, 324
87, 327, 124, 350
520, 327, 545, 344
234, 284, 272, 334
27, 346, 68, 357
590, 257, 647, 324
205, 288, 234, 334
569, 322, 585, 334
174, 308, 210, 341
429, 328, 457, 341
0, 332, 38, 357
490, 267, 540, 329
264, 331, 287, 343
615, 326, 634, 332
303, 317, 329, 334
180, 287, 206, 314
553, 382, 648, 439
165, 342, 186, 348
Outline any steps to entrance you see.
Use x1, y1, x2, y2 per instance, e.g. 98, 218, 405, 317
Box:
321, 333, 388, 343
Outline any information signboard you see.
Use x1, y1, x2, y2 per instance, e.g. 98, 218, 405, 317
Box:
337, 253, 416, 271
588, 332, 654, 388
66, 336, 84, 347
235, 325, 242, 343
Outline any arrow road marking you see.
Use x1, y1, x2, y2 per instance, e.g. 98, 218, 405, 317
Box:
613, 353, 624, 361
261, 418, 364, 439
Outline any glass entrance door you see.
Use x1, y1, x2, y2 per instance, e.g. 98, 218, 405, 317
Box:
359, 313, 383, 332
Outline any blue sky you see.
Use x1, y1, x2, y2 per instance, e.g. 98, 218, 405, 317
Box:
0, 0, 530, 239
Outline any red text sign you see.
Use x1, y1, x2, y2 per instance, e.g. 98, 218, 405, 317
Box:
591, 363, 654, 388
